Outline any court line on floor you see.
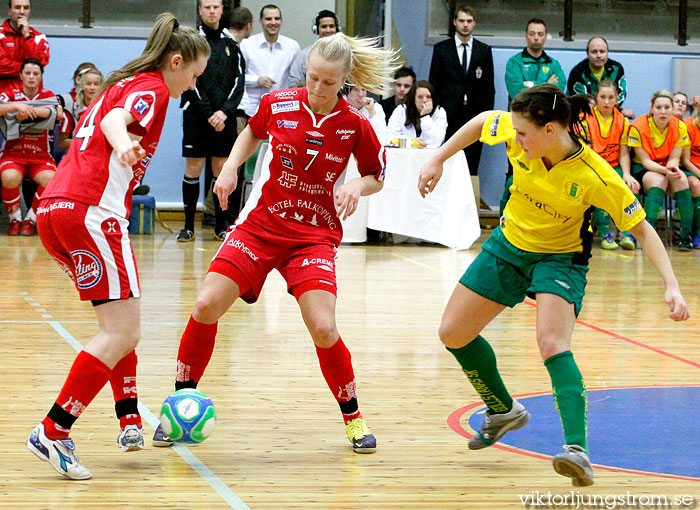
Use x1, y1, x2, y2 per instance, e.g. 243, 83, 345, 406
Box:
4, 319, 700, 332
391, 252, 700, 369
448, 386, 700, 482
47, 320, 250, 510
521, 300, 700, 369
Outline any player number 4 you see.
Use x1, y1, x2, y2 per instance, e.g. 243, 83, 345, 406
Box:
305, 148, 319, 171
74, 96, 105, 152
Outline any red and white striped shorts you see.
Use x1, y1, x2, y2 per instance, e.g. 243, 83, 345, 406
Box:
37, 198, 140, 301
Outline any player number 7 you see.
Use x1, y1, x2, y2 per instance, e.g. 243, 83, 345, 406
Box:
305, 148, 319, 171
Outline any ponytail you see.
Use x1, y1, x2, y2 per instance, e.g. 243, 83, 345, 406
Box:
100, 13, 210, 93
511, 83, 592, 143
308, 33, 401, 95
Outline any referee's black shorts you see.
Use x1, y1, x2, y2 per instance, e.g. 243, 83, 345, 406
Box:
182, 109, 237, 158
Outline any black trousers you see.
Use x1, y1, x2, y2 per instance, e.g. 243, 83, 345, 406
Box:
445, 108, 485, 176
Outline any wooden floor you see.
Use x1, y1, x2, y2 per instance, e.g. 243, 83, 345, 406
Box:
2, 223, 699, 509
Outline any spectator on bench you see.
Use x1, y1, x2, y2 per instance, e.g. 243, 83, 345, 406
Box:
379, 66, 415, 122
387, 80, 447, 147
0, 58, 60, 235
58, 65, 103, 150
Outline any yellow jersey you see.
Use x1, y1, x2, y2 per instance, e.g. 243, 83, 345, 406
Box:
481, 111, 646, 254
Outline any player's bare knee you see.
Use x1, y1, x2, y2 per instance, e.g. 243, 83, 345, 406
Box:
536, 334, 566, 360
106, 329, 139, 356
307, 317, 338, 347
689, 178, 700, 196
192, 295, 223, 324
121, 331, 140, 353
438, 320, 472, 348
437, 321, 453, 345
2, 173, 21, 188
35, 171, 54, 187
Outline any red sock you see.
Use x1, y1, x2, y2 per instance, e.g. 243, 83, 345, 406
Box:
32, 185, 45, 209
176, 315, 218, 384
1, 185, 20, 215
315, 337, 361, 423
109, 350, 142, 428
42, 351, 111, 439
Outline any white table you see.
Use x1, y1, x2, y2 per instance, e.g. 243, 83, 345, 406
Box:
341, 148, 480, 250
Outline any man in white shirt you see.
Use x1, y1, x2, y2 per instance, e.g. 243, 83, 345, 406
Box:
239, 4, 301, 118
288, 10, 339, 88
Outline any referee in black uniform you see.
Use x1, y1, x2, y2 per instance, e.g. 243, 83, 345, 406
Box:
179, 0, 245, 242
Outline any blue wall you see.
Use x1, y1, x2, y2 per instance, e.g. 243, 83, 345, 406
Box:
42, 24, 687, 207
44, 36, 189, 207
392, 0, 682, 206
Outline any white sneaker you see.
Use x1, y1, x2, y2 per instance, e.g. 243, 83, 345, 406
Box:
468, 399, 530, 450
117, 424, 144, 452
553, 444, 594, 487
27, 423, 92, 480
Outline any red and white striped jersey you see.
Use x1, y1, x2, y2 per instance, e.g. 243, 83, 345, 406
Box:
43, 71, 169, 218
241, 87, 386, 247
0, 87, 56, 155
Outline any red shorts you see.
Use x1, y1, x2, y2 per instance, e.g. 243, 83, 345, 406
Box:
0, 153, 56, 180
209, 222, 338, 303
37, 198, 140, 301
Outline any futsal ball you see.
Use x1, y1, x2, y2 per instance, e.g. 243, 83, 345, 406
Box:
159, 389, 216, 444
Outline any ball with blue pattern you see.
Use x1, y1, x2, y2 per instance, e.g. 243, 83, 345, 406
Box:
159, 389, 216, 444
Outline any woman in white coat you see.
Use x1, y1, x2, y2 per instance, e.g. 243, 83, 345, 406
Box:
387, 80, 447, 147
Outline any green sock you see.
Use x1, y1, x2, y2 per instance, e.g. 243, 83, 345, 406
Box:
447, 335, 513, 414
643, 187, 665, 230
544, 351, 588, 453
675, 188, 694, 238
593, 207, 610, 236
692, 196, 700, 236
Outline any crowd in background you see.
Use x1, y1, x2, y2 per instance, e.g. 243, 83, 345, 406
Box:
1, 0, 699, 251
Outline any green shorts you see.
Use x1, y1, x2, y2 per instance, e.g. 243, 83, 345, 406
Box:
634, 162, 697, 182
459, 228, 589, 316
631, 162, 647, 181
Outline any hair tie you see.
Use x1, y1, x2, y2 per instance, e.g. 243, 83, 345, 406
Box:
173, 20, 179, 30
552, 94, 557, 110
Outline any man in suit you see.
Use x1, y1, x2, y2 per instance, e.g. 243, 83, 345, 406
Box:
429, 3, 494, 176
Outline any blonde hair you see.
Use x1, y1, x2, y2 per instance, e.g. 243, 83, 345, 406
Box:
307, 33, 401, 95
77, 68, 104, 108
649, 89, 674, 114
100, 13, 210, 93
72, 62, 97, 86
